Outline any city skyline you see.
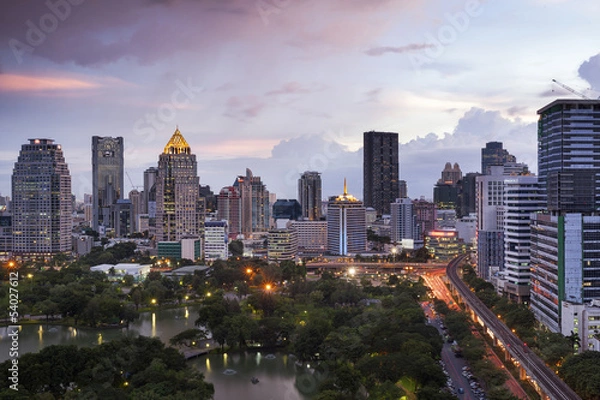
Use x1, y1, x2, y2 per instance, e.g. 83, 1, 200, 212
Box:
1, 1, 600, 200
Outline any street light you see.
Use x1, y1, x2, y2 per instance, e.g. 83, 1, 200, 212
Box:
151, 298, 157, 305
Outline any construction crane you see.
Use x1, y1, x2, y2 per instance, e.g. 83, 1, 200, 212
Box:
551, 78, 591, 99
126, 171, 141, 192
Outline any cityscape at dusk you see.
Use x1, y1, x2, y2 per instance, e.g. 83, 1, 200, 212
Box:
1, 0, 600, 199
4, 1, 600, 399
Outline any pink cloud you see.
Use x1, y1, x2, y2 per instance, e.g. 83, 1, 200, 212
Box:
0, 74, 100, 92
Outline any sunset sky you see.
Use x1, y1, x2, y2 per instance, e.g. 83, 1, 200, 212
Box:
1, 0, 600, 201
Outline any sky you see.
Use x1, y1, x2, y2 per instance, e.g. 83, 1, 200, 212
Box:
1, 0, 600, 202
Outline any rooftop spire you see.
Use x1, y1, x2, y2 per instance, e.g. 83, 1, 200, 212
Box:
343, 177, 347, 196
163, 127, 191, 155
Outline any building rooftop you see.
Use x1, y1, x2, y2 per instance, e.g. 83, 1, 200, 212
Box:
163, 127, 191, 154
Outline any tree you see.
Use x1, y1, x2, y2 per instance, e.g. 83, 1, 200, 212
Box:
123, 274, 135, 286
560, 351, 600, 400
34, 299, 60, 322
228, 240, 244, 257
170, 328, 208, 348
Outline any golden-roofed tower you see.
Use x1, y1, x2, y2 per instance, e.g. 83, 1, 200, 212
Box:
163, 126, 191, 155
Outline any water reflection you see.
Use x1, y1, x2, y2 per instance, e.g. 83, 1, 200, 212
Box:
0, 308, 309, 400
192, 352, 310, 400
151, 312, 156, 337
0, 306, 201, 362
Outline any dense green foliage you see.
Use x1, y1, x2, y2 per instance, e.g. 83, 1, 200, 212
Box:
195, 273, 452, 399
559, 351, 600, 400
0, 336, 214, 399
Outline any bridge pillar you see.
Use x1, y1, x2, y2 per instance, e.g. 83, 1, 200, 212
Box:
504, 348, 511, 362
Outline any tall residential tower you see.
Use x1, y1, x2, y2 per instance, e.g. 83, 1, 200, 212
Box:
363, 131, 399, 215
12, 139, 72, 258
298, 171, 322, 220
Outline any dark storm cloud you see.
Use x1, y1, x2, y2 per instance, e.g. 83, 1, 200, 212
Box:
364, 44, 435, 56
0, 0, 256, 67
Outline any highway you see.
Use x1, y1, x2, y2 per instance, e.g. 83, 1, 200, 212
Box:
446, 256, 581, 400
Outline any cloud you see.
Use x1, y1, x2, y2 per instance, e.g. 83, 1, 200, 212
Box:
0, 74, 100, 92
362, 88, 382, 103
265, 81, 324, 96
224, 95, 266, 120
578, 53, 600, 92
364, 43, 435, 56
197, 108, 538, 201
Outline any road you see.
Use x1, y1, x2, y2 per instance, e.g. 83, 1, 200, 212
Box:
446, 256, 581, 400
422, 269, 528, 400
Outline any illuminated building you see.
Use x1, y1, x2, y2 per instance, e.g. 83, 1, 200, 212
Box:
155, 128, 204, 242
268, 227, 298, 261
327, 179, 366, 255
433, 162, 462, 210
425, 230, 462, 261
12, 138, 72, 258
291, 220, 327, 254
92, 136, 124, 233
204, 220, 229, 261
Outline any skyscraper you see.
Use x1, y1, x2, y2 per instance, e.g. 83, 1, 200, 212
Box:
217, 186, 241, 239
12, 138, 72, 258
538, 99, 600, 211
298, 171, 322, 220
363, 131, 399, 215
481, 142, 516, 175
433, 162, 462, 210
390, 197, 415, 243
92, 136, 124, 233
142, 166, 158, 215
233, 168, 270, 236
475, 163, 529, 280
530, 99, 600, 335
502, 175, 543, 303
327, 180, 366, 255
155, 128, 204, 242
129, 189, 142, 232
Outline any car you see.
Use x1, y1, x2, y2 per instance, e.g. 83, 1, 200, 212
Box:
458, 387, 464, 394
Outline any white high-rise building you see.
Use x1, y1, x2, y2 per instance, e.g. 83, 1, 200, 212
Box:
476, 163, 528, 280
501, 175, 543, 303
204, 220, 229, 261
390, 197, 414, 243
327, 180, 366, 256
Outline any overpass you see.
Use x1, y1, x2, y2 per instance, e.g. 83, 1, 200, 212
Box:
446, 256, 581, 400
